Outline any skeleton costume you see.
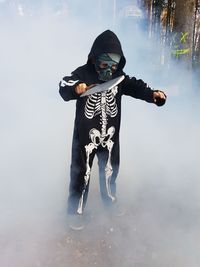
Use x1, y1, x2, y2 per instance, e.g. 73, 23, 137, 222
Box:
59, 30, 165, 215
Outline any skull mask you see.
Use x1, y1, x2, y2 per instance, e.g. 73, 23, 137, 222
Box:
95, 53, 121, 81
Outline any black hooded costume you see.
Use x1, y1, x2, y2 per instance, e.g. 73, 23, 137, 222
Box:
59, 30, 164, 215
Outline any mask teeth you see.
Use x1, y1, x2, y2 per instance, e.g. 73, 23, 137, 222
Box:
98, 69, 112, 81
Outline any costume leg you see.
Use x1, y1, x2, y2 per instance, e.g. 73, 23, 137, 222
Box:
67, 132, 96, 215
97, 140, 120, 205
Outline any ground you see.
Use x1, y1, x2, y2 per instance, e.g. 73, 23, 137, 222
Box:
1, 185, 200, 267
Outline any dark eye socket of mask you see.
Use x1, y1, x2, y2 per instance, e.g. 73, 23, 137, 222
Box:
99, 62, 118, 70
111, 64, 118, 71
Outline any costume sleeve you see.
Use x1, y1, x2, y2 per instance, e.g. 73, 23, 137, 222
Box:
59, 73, 82, 101
122, 75, 154, 103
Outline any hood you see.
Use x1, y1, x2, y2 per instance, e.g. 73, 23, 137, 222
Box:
87, 30, 126, 71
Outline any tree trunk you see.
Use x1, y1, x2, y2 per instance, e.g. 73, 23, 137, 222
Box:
140, 0, 153, 35
172, 0, 196, 66
192, 0, 200, 68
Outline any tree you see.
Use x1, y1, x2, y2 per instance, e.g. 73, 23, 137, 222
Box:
192, 0, 200, 69
171, 0, 196, 66
140, 0, 200, 70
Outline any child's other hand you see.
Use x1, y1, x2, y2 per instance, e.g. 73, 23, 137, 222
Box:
153, 90, 167, 106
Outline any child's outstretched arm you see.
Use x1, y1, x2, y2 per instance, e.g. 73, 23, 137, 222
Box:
59, 73, 81, 101
122, 75, 166, 106
59, 74, 94, 101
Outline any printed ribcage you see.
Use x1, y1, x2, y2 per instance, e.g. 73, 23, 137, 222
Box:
106, 90, 118, 117
85, 94, 102, 119
84, 90, 118, 119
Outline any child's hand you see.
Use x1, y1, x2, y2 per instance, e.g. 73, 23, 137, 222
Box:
75, 83, 97, 95
153, 90, 167, 106
75, 83, 88, 94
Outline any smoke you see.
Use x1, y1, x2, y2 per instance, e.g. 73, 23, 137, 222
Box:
0, 1, 200, 267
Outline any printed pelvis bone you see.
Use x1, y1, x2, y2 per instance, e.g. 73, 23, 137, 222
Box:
77, 90, 118, 214
77, 126, 116, 214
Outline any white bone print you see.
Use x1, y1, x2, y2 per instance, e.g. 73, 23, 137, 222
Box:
77, 87, 118, 214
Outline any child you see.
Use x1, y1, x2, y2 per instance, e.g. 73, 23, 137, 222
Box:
59, 30, 166, 230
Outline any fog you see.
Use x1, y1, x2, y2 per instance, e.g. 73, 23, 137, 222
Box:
0, 1, 200, 267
